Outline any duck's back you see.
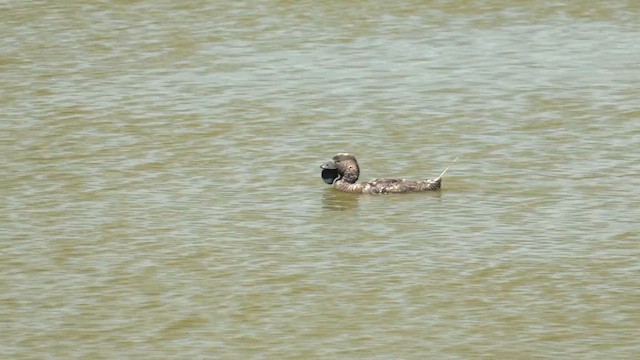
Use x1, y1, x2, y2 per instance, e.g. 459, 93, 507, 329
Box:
363, 177, 441, 194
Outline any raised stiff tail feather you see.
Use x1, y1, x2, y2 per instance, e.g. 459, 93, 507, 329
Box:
436, 156, 459, 180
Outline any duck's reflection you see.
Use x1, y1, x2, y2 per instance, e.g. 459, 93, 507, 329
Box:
321, 189, 359, 211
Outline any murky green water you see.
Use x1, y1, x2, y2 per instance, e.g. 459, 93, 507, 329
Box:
2, 0, 639, 358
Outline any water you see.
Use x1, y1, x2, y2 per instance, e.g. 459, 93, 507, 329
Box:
2, 0, 639, 358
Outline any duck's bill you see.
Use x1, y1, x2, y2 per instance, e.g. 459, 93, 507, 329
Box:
320, 161, 337, 170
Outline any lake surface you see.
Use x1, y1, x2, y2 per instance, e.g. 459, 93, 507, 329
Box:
2, 0, 639, 358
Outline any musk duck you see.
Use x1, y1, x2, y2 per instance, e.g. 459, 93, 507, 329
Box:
321, 153, 457, 194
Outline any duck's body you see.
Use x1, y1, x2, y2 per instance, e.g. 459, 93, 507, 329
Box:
321, 153, 455, 194
334, 177, 442, 194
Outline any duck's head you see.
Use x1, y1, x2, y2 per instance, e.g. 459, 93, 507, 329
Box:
320, 153, 360, 184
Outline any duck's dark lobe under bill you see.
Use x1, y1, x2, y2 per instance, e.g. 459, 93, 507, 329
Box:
321, 168, 339, 184
320, 161, 339, 185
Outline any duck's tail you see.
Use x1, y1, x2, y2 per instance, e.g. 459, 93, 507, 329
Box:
435, 156, 459, 181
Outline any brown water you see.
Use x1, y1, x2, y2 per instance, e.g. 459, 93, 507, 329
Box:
2, 1, 639, 358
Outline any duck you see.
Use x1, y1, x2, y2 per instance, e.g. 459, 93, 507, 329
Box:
320, 153, 457, 194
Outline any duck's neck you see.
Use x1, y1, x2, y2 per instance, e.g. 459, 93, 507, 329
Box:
335, 180, 364, 193
341, 168, 359, 183
334, 166, 360, 192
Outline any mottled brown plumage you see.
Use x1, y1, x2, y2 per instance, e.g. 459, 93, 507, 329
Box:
320, 153, 456, 194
